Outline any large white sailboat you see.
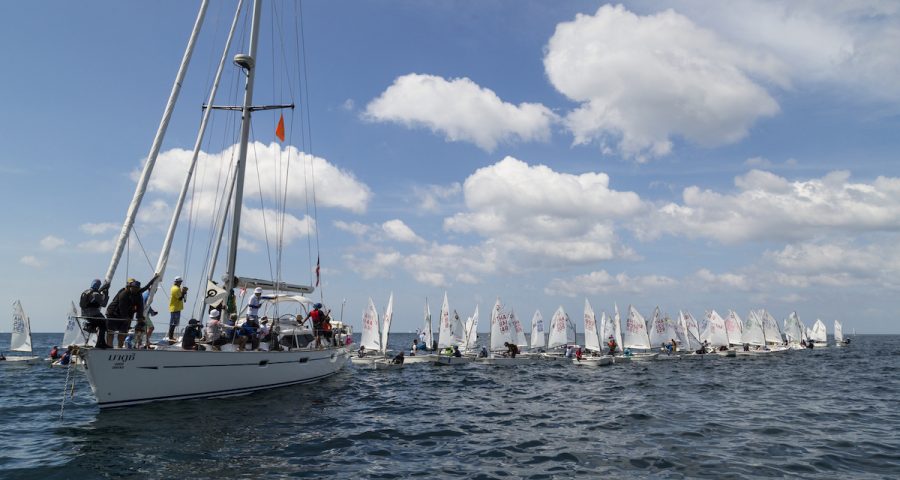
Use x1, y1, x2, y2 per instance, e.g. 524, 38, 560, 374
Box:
78, 0, 349, 408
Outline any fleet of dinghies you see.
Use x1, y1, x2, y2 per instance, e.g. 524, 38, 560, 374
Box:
350, 295, 851, 371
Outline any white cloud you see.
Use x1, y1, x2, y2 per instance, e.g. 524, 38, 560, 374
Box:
412, 182, 462, 214
333, 220, 372, 237
145, 143, 371, 219
40, 235, 66, 250
744, 156, 773, 168
444, 156, 643, 266
544, 5, 783, 161
364, 74, 558, 151
80, 222, 119, 235
382, 219, 424, 244
663, 0, 900, 104
20, 255, 43, 268
344, 251, 403, 279
239, 207, 315, 246
544, 270, 677, 297
690, 268, 751, 291
77, 238, 116, 254
640, 170, 900, 243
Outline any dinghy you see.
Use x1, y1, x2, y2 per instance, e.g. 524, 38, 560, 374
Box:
405, 299, 438, 363
572, 300, 612, 366
351, 297, 383, 365
809, 319, 828, 348
834, 320, 847, 347
622, 305, 657, 361
2, 300, 41, 364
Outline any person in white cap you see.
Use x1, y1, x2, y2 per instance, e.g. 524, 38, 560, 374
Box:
167, 276, 188, 340
205, 309, 225, 350
248, 287, 264, 320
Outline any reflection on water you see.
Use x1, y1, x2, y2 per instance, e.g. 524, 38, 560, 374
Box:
1, 333, 899, 479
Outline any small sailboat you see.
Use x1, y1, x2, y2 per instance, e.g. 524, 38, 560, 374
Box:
622, 305, 657, 361
809, 319, 828, 348
373, 294, 404, 370
352, 297, 384, 365
834, 320, 849, 346
2, 300, 41, 364
573, 300, 612, 366
542, 306, 576, 360
477, 299, 534, 365
702, 310, 733, 356
435, 293, 472, 365
405, 299, 438, 364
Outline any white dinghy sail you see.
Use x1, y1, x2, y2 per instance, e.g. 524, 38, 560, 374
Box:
810, 319, 828, 347
834, 320, 845, 346
4, 300, 41, 364
530, 310, 545, 351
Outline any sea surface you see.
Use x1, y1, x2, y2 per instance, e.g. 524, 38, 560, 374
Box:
0, 332, 898, 479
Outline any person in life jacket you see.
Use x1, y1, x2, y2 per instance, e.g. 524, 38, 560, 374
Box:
302, 303, 326, 348
80, 278, 110, 348
106, 275, 157, 349
607, 336, 618, 355
49, 346, 59, 360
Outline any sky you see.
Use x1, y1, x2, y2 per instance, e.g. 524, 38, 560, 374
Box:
2, 0, 899, 334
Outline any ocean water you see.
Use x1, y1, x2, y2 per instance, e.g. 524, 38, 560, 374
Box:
1, 332, 898, 479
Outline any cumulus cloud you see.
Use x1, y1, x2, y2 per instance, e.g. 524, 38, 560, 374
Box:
445, 156, 643, 266
146, 142, 371, 217
20, 255, 43, 268
364, 74, 558, 151
40, 235, 66, 250
690, 268, 751, 291
544, 270, 677, 297
640, 170, 900, 243
663, 0, 900, 104
333, 220, 372, 237
78, 238, 116, 254
382, 219, 424, 244
81, 222, 119, 236
412, 182, 462, 214
239, 207, 315, 246
545, 4, 783, 161
343, 251, 403, 279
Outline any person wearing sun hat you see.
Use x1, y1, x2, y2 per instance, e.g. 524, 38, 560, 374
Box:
167, 276, 187, 341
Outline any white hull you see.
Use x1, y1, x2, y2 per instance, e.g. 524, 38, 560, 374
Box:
372, 359, 403, 370
403, 354, 439, 364
476, 356, 537, 365
350, 355, 383, 365
1, 355, 43, 365
626, 352, 658, 361
434, 355, 474, 365
82, 347, 349, 408
572, 356, 613, 366
612, 355, 632, 364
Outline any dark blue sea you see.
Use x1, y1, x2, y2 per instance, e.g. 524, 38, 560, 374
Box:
1, 332, 898, 479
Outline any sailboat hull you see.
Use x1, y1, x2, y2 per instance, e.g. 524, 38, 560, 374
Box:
82, 347, 349, 408
1, 355, 43, 365
572, 356, 612, 366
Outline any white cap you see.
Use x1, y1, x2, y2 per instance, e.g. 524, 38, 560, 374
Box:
254, 287, 262, 294
174, 276, 183, 283
209, 309, 220, 318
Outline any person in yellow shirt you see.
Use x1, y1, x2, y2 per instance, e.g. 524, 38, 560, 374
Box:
167, 276, 187, 340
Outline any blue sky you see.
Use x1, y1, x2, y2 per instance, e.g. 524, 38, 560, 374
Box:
2, 1, 899, 334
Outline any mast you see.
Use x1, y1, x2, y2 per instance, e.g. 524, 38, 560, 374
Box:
224, 0, 263, 297
104, 0, 209, 285
146, 0, 245, 310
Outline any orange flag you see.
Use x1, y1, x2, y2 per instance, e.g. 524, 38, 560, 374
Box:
275, 114, 285, 142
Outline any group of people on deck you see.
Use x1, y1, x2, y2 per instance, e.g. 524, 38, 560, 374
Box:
77, 275, 333, 351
